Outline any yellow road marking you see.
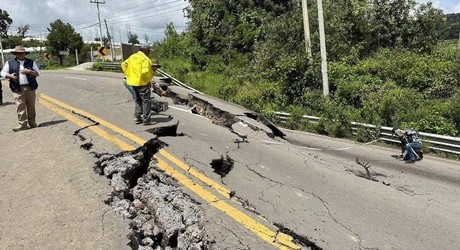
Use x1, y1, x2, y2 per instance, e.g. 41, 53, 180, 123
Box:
155, 157, 298, 249
40, 93, 233, 198
158, 149, 232, 198
39, 94, 300, 249
39, 98, 135, 151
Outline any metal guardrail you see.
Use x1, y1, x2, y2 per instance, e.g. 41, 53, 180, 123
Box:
99, 62, 121, 70
157, 69, 203, 94
274, 112, 460, 155
99, 62, 203, 94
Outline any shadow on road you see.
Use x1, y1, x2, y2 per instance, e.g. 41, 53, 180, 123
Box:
38, 119, 68, 127
0, 101, 15, 107
152, 114, 173, 123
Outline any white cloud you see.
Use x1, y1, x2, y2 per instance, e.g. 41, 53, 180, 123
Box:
3, 0, 189, 43
454, 2, 460, 13
415, 0, 458, 13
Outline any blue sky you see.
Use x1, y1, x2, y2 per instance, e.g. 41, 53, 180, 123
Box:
2, 0, 459, 43
417, 0, 460, 13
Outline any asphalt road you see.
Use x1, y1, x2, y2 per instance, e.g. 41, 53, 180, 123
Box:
1, 69, 459, 250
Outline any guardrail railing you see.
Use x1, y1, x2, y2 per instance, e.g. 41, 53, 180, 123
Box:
99, 62, 121, 70
273, 112, 460, 155
157, 69, 203, 94
99, 62, 203, 94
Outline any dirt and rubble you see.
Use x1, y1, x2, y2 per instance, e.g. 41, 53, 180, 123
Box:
94, 139, 215, 249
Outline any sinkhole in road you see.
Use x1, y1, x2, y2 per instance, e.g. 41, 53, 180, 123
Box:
210, 155, 234, 178
94, 138, 214, 249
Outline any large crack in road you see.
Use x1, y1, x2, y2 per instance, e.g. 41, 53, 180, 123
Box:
69, 100, 322, 249
93, 138, 214, 249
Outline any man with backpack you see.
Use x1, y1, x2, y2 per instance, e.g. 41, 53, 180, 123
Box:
392, 128, 423, 163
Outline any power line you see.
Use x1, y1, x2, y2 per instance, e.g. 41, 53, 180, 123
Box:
109, 6, 187, 24
104, 0, 186, 21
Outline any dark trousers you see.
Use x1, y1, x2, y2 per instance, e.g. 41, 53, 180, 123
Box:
133, 85, 151, 122
0, 82, 2, 103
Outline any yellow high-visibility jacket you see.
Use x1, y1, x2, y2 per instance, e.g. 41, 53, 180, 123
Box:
121, 51, 153, 86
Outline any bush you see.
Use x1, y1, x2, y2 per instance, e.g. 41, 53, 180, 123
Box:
90, 61, 103, 71
355, 126, 381, 143
402, 112, 458, 136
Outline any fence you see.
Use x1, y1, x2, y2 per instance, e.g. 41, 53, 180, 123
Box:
99, 62, 203, 93
273, 112, 460, 155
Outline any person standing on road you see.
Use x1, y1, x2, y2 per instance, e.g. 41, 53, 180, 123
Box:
0, 45, 40, 132
121, 43, 154, 125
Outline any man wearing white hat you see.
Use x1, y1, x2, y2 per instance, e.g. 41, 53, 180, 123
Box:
0, 45, 40, 132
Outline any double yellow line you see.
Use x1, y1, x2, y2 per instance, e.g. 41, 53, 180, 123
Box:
39, 94, 300, 250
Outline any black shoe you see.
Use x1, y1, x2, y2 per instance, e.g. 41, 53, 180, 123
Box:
134, 117, 142, 124
29, 123, 38, 128
12, 126, 29, 132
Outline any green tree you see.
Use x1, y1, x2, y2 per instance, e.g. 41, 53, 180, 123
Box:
46, 19, 84, 65
17, 24, 30, 38
0, 9, 12, 37
2, 35, 22, 49
438, 13, 460, 40
186, 0, 295, 54
127, 31, 139, 44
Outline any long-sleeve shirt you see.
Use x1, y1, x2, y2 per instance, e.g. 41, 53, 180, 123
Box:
121, 51, 153, 87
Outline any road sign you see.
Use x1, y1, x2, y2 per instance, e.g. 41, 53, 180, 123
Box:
98, 47, 106, 56
44, 53, 51, 60
59, 50, 69, 56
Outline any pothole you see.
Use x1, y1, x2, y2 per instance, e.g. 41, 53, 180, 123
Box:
95, 138, 214, 249
210, 155, 234, 178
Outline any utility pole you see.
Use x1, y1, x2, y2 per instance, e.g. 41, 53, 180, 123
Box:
104, 19, 114, 61
0, 35, 4, 66
317, 0, 329, 96
301, 0, 312, 58
119, 27, 124, 61
90, 0, 105, 47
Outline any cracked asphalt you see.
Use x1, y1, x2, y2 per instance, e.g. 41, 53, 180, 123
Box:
1, 70, 460, 250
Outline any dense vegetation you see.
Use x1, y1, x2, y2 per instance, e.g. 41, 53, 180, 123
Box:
152, 0, 460, 139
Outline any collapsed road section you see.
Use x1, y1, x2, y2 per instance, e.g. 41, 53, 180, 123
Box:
168, 87, 285, 139
94, 139, 214, 249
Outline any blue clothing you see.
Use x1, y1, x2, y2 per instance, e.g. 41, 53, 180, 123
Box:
123, 78, 137, 100
403, 142, 422, 161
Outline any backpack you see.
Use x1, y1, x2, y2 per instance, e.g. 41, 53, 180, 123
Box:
404, 129, 420, 143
